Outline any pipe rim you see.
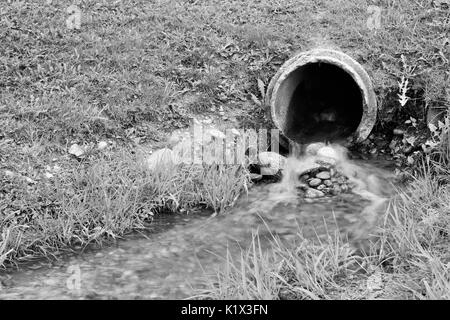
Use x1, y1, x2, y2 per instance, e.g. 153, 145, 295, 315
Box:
267, 48, 377, 144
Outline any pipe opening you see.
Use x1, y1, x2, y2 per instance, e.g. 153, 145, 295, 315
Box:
268, 49, 377, 146
279, 62, 363, 144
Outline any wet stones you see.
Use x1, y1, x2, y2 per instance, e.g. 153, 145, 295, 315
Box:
316, 171, 331, 180
301, 170, 352, 198
249, 173, 263, 182
295, 144, 354, 199
305, 188, 325, 198
308, 178, 322, 187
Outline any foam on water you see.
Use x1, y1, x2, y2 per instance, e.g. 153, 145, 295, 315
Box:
268, 142, 391, 240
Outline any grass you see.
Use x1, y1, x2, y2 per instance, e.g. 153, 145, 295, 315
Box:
0, 147, 250, 267
1, 0, 448, 144
202, 161, 450, 300
0, 0, 449, 284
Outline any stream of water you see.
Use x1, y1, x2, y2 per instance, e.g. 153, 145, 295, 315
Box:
0, 147, 397, 299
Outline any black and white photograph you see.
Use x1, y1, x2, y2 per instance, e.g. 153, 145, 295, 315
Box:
0, 0, 449, 305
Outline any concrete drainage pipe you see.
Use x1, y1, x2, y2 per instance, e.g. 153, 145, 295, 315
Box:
266, 48, 377, 145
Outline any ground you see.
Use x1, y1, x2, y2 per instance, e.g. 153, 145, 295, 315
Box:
0, 0, 449, 299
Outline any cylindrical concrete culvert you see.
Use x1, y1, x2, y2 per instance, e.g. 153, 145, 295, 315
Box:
266, 48, 377, 145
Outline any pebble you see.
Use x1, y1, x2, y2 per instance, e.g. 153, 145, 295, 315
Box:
68, 144, 85, 158
299, 174, 309, 181
337, 176, 347, 184
317, 146, 339, 160
97, 141, 108, 150
323, 179, 333, 187
260, 167, 279, 176
316, 156, 337, 167
258, 152, 286, 168
257, 152, 287, 176
308, 178, 322, 187
250, 173, 262, 182
296, 162, 327, 176
305, 142, 326, 156
322, 187, 331, 194
316, 171, 331, 180
317, 184, 326, 191
305, 188, 325, 198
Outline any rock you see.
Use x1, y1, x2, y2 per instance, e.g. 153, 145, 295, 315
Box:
258, 151, 286, 167
68, 144, 85, 157
340, 184, 349, 192
322, 187, 331, 194
97, 141, 108, 150
249, 173, 262, 182
299, 174, 309, 181
296, 161, 327, 177
316, 171, 331, 180
260, 167, 279, 176
317, 184, 326, 191
308, 178, 322, 187
323, 179, 333, 187
316, 156, 337, 167
257, 152, 287, 176
305, 142, 326, 156
146, 148, 178, 171
337, 176, 347, 184
317, 146, 339, 160
305, 188, 325, 198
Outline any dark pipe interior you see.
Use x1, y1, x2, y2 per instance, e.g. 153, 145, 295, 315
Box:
284, 62, 363, 144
